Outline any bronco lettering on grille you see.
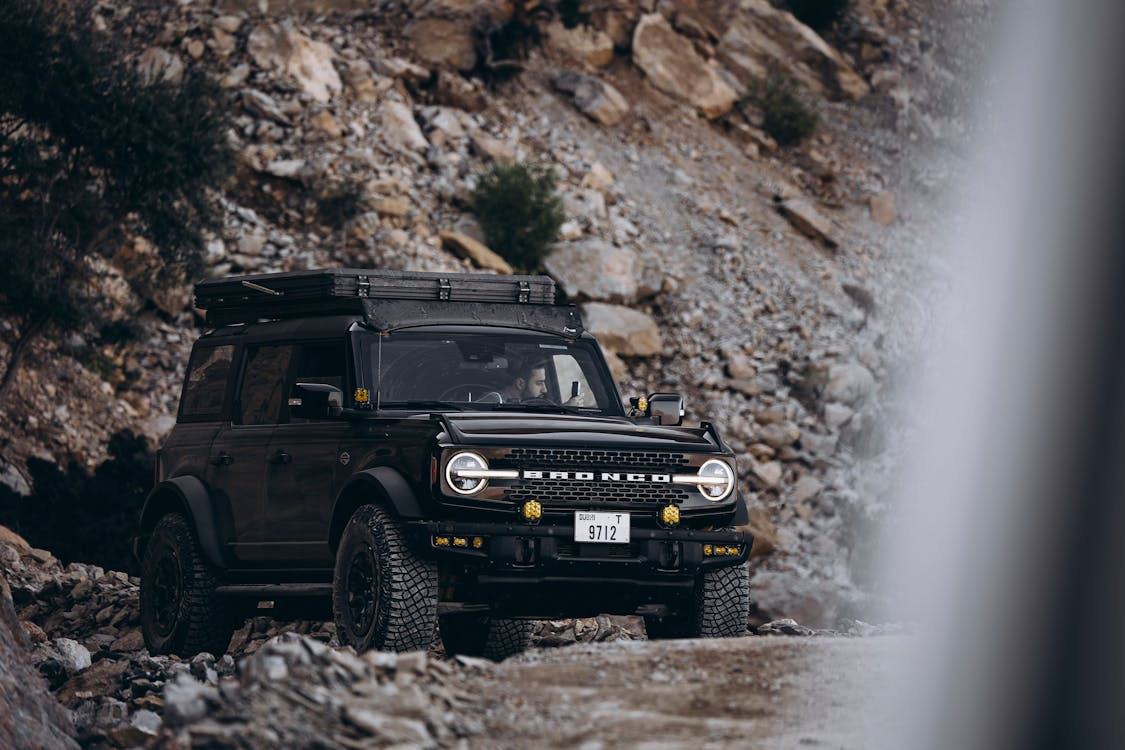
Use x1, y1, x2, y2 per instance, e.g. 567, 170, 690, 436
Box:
521, 470, 672, 483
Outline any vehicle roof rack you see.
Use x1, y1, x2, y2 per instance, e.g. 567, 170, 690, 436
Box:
195, 269, 584, 337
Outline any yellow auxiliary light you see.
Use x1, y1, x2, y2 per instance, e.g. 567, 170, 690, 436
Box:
521, 500, 542, 521
660, 504, 680, 527
453, 537, 468, 547
703, 544, 713, 556
434, 536, 451, 547
637, 396, 648, 411
354, 388, 370, 404
471, 537, 484, 549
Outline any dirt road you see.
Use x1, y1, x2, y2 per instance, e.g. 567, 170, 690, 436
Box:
465, 635, 909, 749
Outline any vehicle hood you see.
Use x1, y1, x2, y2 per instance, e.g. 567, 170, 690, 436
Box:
442, 413, 720, 451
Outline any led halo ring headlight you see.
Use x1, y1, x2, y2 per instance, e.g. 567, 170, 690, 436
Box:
697, 459, 735, 502
445, 451, 490, 495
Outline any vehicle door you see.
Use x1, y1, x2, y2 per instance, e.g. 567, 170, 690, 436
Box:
264, 339, 349, 564
163, 343, 236, 488
206, 343, 293, 563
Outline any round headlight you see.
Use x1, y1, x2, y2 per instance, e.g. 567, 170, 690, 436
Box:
698, 459, 735, 502
445, 451, 489, 495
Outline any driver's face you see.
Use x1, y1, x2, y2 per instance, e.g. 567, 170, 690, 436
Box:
522, 368, 548, 399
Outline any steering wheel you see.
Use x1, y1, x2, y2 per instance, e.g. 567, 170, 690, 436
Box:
438, 384, 503, 402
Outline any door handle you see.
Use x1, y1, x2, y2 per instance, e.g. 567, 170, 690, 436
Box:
269, 450, 292, 466
211, 452, 233, 467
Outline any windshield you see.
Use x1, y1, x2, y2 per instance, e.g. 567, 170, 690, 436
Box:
356, 329, 622, 415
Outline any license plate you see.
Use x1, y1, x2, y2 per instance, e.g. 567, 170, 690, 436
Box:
574, 511, 630, 544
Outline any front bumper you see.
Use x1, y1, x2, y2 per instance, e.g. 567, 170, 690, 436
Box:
409, 519, 751, 618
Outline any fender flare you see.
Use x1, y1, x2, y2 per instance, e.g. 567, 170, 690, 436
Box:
731, 493, 750, 526
329, 467, 424, 551
137, 476, 224, 569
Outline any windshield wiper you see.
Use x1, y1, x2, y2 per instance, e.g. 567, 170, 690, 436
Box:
491, 403, 585, 415
378, 400, 467, 412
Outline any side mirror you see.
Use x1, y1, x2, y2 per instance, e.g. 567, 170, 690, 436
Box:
288, 383, 343, 419
647, 392, 684, 426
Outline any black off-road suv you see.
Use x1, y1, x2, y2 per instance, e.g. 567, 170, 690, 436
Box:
136, 270, 750, 660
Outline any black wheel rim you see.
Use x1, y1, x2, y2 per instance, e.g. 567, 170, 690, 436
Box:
152, 550, 182, 636
346, 544, 378, 635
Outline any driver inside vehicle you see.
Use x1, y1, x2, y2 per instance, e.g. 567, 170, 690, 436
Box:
500, 359, 549, 403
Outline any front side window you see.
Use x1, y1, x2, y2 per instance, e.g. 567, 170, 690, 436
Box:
361, 330, 621, 415
180, 345, 234, 421
283, 341, 347, 423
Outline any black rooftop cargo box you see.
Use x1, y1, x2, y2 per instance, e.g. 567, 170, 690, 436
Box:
194, 269, 577, 333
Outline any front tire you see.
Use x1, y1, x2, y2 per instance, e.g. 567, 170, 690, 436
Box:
332, 504, 438, 652
139, 513, 234, 657
439, 614, 533, 661
645, 563, 749, 640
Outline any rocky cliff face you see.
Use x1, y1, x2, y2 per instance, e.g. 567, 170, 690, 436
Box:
1, 531, 78, 749
0, 0, 989, 626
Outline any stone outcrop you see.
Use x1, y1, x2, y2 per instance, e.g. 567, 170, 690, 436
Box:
2, 560, 78, 749
544, 240, 639, 303
439, 231, 513, 273
551, 71, 630, 126
631, 13, 738, 119
717, 0, 870, 101
580, 303, 663, 357
247, 21, 341, 102
546, 21, 615, 67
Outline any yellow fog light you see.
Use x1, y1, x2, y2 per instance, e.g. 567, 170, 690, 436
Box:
453, 537, 468, 548
472, 537, 484, 549
715, 546, 727, 556
354, 388, 370, 404
703, 544, 713, 556
521, 500, 542, 521
434, 536, 451, 547
660, 504, 680, 527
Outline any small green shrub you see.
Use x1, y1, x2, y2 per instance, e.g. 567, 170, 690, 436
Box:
785, 0, 851, 31
742, 69, 820, 147
471, 162, 565, 273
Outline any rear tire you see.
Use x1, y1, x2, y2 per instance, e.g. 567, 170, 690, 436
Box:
439, 614, 533, 661
140, 513, 234, 657
332, 504, 438, 652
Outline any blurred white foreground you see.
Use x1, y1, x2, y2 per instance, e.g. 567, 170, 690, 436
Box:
885, 1, 1125, 748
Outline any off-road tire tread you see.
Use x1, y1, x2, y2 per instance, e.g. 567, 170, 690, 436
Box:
482, 618, 533, 661
332, 504, 438, 652
695, 562, 750, 638
140, 513, 234, 657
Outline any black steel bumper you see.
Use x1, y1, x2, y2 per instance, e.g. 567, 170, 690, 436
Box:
409, 520, 750, 617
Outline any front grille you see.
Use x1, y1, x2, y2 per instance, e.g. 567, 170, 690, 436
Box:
508, 480, 688, 506
498, 448, 693, 507
502, 448, 691, 472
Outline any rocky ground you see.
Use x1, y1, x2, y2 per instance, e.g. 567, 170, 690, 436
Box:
1, 524, 907, 748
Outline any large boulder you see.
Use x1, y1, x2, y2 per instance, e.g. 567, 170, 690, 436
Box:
544, 240, 639, 303
580, 303, 663, 356
631, 14, 738, 119
824, 362, 877, 406
546, 21, 615, 67
551, 71, 630, 126
717, 0, 869, 101
247, 21, 342, 103
1, 566, 79, 749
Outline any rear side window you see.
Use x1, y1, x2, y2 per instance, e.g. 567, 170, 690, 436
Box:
180, 345, 234, 421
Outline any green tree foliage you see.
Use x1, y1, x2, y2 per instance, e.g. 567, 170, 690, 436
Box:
471, 162, 566, 273
785, 0, 852, 31
741, 68, 820, 147
0, 0, 233, 403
